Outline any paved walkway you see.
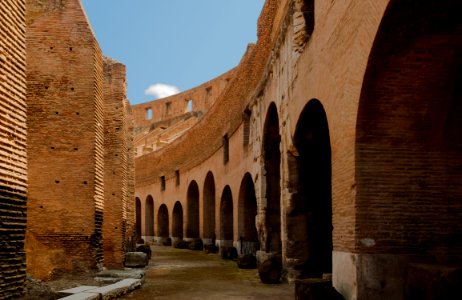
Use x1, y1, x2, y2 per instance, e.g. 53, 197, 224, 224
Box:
120, 245, 295, 300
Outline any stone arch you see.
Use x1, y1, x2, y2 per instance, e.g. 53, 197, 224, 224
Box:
238, 173, 259, 255
157, 204, 169, 239
186, 180, 200, 238
220, 186, 233, 243
172, 201, 183, 239
288, 99, 332, 278
202, 171, 216, 243
354, 0, 462, 297
262, 102, 281, 253
135, 197, 141, 238
145, 195, 154, 239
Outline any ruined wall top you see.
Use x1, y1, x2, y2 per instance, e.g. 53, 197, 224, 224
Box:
135, 0, 282, 185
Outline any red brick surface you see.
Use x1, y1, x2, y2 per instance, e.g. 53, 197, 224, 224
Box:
0, 0, 27, 298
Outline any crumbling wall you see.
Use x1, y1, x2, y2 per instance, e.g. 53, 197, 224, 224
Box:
103, 57, 134, 268
25, 0, 105, 280
0, 0, 28, 298
132, 68, 237, 134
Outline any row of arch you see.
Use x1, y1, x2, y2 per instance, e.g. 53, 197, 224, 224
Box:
135, 172, 259, 254
136, 99, 333, 277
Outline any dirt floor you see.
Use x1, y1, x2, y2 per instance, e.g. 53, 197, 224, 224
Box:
18, 270, 104, 300
120, 245, 295, 300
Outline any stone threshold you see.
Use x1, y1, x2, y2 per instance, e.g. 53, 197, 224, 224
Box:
57, 278, 142, 300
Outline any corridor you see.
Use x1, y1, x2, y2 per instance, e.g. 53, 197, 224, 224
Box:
120, 245, 294, 300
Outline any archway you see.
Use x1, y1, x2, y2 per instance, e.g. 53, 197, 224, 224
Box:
172, 201, 183, 239
220, 186, 233, 244
262, 102, 281, 253
186, 181, 200, 238
135, 197, 141, 238
288, 99, 332, 278
203, 172, 216, 244
238, 173, 259, 255
157, 204, 169, 239
145, 195, 154, 240
354, 0, 462, 297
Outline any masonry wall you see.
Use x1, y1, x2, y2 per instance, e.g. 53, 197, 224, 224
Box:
0, 0, 28, 298
103, 57, 134, 268
135, 0, 462, 299
132, 68, 236, 134
25, 0, 105, 280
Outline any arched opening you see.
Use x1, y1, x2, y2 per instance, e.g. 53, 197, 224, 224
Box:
186, 181, 200, 238
145, 195, 154, 239
203, 172, 216, 243
288, 99, 332, 278
238, 173, 259, 255
262, 102, 281, 253
157, 204, 169, 238
355, 0, 462, 297
135, 197, 141, 238
172, 201, 183, 239
220, 186, 233, 243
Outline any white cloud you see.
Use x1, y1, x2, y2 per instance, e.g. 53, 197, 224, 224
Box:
144, 83, 180, 99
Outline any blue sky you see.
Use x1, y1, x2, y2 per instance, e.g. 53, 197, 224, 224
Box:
80, 0, 264, 105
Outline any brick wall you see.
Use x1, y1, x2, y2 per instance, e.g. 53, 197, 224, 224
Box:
356, 0, 462, 258
26, 0, 105, 280
103, 57, 134, 268
132, 68, 236, 134
0, 0, 27, 298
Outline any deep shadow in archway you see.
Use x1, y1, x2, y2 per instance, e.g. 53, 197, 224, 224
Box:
203, 172, 216, 242
288, 99, 332, 278
238, 173, 259, 255
158, 204, 169, 238
145, 195, 154, 237
172, 201, 183, 239
353, 1, 462, 297
263, 102, 281, 253
186, 181, 200, 238
135, 197, 141, 238
220, 186, 233, 242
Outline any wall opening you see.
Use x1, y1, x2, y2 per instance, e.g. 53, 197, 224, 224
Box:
238, 173, 259, 255
157, 204, 169, 238
145, 195, 154, 237
160, 176, 166, 191
175, 170, 180, 186
146, 108, 153, 120
220, 186, 233, 241
356, 0, 462, 275
172, 201, 183, 239
262, 102, 282, 253
243, 109, 251, 148
223, 134, 229, 164
288, 99, 332, 278
203, 171, 216, 241
186, 181, 200, 238
186, 99, 193, 112
302, 0, 315, 36
135, 198, 142, 237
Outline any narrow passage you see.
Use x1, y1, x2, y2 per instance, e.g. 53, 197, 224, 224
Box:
120, 245, 294, 300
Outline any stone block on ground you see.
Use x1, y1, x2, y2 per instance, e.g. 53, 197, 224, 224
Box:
258, 254, 282, 284
136, 244, 152, 260
173, 239, 190, 249
204, 244, 218, 254
295, 278, 345, 300
188, 238, 203, 250
221, 246, 238, 260
237, 254, 257, 269
124, 252, 148, 268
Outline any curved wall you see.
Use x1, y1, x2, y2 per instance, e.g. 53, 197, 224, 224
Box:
135, 0, 462, 299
